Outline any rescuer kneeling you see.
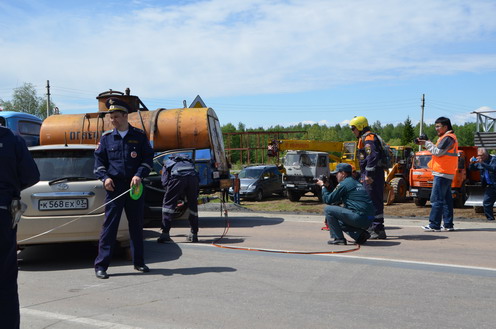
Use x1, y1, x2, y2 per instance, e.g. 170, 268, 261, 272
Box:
158, 154, 200, 243
317, 163, 375, 245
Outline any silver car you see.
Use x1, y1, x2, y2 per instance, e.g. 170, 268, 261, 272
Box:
17, 144, 128, 246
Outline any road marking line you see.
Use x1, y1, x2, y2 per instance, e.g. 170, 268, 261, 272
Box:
21, 308, 143, 328
202, 243, 496, 272
325, 253, 496, 272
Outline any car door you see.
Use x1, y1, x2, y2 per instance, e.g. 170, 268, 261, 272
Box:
270, 167, 283, 194
259, 169, 270, 196
265, 167, 279, 195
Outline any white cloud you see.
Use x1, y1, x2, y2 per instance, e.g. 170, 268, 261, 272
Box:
1, 0, 496, 105
300, 120, 330, 126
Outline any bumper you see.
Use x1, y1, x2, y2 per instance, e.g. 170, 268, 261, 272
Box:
17, 213, 129, 245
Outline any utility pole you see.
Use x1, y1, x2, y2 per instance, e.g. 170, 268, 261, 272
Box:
46, 80, 51, 117
419, 94, 425, 151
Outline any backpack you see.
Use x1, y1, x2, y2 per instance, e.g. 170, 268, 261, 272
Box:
361, 133, 392, 169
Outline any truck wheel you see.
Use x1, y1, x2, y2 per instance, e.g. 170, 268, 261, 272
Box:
391, 177, 407, 203
414, 197, 427, 207
287, 190, 301, 202
255, 189, 264, 202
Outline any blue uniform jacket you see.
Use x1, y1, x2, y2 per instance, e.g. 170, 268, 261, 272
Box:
0, 126, 40, 206
469, 155, 496, 186
321, 176, 375, 216
94, 125, 154, 182
161, 157, 198, 186
359, 131, 383, 177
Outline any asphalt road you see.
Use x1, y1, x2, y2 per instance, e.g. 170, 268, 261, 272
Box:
18, 210, 496, 329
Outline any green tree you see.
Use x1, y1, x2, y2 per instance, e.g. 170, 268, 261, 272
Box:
0, 82, 53, 119
454, 123, 475, 146
401, 116, 416, 145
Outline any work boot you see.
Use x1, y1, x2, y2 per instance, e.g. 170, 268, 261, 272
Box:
355, 230, 371, 245
187, 233, 198, 243
157, 232, 172, 244
327, 238, 347, 245
369, 229, 387, 239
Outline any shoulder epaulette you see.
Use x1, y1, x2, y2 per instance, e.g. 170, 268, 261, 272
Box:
131, 126, 146, 134
102, 130, 113, 136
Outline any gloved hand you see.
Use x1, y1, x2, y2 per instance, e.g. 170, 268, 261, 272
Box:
11, 199, 27, 229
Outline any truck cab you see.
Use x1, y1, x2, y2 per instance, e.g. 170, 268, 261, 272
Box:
283, 150, 329, 202
0, 111, 42, 146
409, 149, 468, 207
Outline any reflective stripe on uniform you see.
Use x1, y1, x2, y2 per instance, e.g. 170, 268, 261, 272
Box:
444, 149, 458, 156
162, 207, 175, 214
94, 166, 106, 174
141, 163, 152, 170
189, 210, 198, 216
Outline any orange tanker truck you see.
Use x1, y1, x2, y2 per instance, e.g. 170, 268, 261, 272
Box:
40, 89, 231, 218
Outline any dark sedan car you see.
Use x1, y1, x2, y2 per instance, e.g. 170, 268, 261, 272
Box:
229, 165, 284, 201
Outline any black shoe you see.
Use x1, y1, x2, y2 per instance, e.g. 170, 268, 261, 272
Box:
187, 233, 198, 243
327, 238, 347, 245
157, 233, 172, 244
95, 270, 109, 279
134, 265, 150, 273
369, 229, 387, 239
355, 231, 371, 245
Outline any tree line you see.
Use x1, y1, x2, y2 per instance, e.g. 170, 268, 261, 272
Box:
222, 117, 477, 165
0, 83, 55, 119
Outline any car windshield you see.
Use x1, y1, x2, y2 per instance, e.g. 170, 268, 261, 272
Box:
284, 153, 317, 167
31, 149, 96, 181
414, 155, 431, 169
239, 168, 264, 179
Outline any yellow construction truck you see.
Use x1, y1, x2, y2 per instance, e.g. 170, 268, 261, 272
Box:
267, 139, 358, 201
385, 145, 415, 203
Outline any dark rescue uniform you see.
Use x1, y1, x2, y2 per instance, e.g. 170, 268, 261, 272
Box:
0, 126, 40, 329
161, 156, 200, 235
358, 131, 385, 232
322, 176, 375, 241
94, 125, 154, 272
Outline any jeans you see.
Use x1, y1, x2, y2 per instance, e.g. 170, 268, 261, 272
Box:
483, 185, 496, 220
324, 205, 373, 240
429, 176, 454, 229
234, 192, 240, 204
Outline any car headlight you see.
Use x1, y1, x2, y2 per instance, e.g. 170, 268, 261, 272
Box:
246, 184, 256, 191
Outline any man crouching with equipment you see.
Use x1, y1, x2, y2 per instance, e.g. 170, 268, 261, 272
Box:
317, 163, 375, 245
158, 154, 200, 243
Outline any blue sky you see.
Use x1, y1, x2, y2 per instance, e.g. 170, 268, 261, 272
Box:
1, 0, 496, 128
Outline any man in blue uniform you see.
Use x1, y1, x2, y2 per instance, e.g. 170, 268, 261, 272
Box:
0, 126, 40, 328
469, 147, 496, 221
157, 154, 200, 243
317, 163, 375, 245
94, 98, 154, 279
349, 116, 387, 239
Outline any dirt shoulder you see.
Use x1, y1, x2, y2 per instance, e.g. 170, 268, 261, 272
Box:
225, 195, 489, 222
